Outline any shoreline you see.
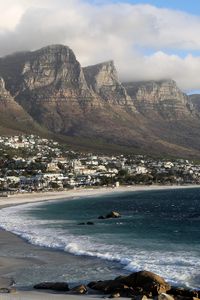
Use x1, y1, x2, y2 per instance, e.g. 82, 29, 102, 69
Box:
0, 184, 199, 300
1, 184, 200, 209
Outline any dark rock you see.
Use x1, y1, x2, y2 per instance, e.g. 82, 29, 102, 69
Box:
87, 222, 94, 225
0, 288, 10, 293
175, 297, 199, 300
105, 211, 121, 219
71, 284, 88, 294
78, 222, 94, 225
87, 281, 100, 289
119, 286, 136, 297
167, 287, 199, 298
116, 270, 171, 296
34, 282, 69, 291
90, 280, 131, 295
98, 216, 105, 219
109, 292, 120, 298
91, 280, 117, 293
89, 271, 171, 296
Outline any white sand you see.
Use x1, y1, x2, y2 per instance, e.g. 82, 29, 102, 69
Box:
0, 291, 108, 300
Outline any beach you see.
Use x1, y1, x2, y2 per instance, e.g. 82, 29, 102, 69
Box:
0, 185, 199, 300
1, 184, 199, 208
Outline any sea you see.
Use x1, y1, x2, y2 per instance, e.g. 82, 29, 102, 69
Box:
0, 187, 200, 289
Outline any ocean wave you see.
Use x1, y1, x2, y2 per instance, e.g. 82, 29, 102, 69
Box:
0, 202, 199, 289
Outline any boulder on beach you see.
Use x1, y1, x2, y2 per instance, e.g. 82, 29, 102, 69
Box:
34, 282, 69, 291
118, 270, 171, 295
89, 270, 171, 297
70, 284, 88, 294
156, 293, 175, 300
109, 292, 121, 298
88, 280, 129, 294
167, 286, 199, 298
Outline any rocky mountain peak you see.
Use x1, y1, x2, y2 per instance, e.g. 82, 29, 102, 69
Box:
83, 60, 135, 108
0, 44, 89, 95
21, 44, 88, 91
84, 60, 118, 91
0, 77, 11, 100
1, 44, 200, 157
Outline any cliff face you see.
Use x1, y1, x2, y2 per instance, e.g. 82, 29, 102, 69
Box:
1, 44, 200, 157
0, 45, 99, 133
189, 94, 200, 113
0, 77, 44, 135
123, 80, 193, 119
83, 61, 135, 109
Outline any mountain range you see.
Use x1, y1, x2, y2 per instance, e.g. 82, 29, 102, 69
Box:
0, 44, 200, 158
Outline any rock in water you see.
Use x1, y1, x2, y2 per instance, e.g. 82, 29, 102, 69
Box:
87, 221, 94, 225
105, 211, 121, 219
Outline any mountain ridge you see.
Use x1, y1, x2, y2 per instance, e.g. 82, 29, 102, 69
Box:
0, 44, 200, 158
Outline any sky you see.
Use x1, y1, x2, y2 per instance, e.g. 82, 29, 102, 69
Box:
0, 0, 200, 92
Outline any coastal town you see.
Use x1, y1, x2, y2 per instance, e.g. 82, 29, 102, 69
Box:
0, 134, 200, 195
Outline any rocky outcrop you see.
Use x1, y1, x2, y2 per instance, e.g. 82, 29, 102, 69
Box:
0, 45, 98, 134
83, 61, 135, 109
0, 77, 43, 134
70, 284, 88, 294
33, 271, 199, 299
123, 80, 193, 120
89, 271, 171, 297
98, 211, 121, 219
189, 94, 200, 113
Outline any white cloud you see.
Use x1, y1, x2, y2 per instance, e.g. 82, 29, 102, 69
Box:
0, 0, 200, 91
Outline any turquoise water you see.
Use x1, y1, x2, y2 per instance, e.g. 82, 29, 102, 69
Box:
0, 188, 200, 288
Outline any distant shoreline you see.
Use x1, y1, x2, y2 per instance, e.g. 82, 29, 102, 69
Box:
0, 184, 200, 209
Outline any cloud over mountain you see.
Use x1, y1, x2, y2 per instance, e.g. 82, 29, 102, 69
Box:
0, 0, 200, 91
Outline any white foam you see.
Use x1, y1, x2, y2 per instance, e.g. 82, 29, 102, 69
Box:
0, 202, 199, 289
